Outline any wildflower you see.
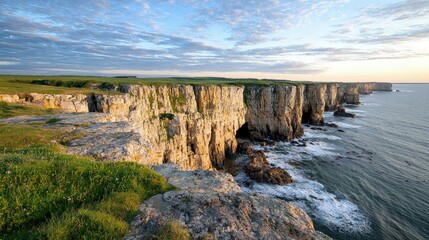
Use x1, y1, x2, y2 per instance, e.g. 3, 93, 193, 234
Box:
6, 170, 11, 174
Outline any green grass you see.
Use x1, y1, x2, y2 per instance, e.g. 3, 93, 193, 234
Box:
0, 75, 318, 95
0, 102, 58, 119
0, 75, 111, 95
151, 221, 190, 240
45, 118, 61, 125
0, 123, 174, 239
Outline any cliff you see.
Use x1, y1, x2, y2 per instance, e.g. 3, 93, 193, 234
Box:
338, 82, 392, 104
243, 85, 304, 141
0, 82, 391, 170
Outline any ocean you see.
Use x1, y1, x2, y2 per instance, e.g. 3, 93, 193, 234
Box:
235, 84, 429, 240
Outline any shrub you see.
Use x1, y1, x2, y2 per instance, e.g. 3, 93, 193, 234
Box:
159, 113, 174, 120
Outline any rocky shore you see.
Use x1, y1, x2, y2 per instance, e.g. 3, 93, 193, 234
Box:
0, 81, 391, 239
126, 164, 330, 240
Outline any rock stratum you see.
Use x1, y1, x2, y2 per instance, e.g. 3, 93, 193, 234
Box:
0, 82, 391, 170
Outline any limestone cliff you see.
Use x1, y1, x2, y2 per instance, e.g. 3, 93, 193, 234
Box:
0, 82, 391, 170
338, 82, 392, 104
93, 85, 246, 170
243, 85, 304, 141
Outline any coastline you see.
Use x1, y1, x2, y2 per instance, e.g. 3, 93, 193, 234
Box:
0, 78, 392, 239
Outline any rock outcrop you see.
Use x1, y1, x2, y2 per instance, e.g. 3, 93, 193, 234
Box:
244, 150, 293, 185
303, 84, 327, 126
334, 106, 356, 118
0, 82, 391, 170
338, 82, 392, 104
244, 85, 304, 141
91, 85, 247, 170
324, 83, 340, 111
126, 164, 329, 240
0, 113, 151, 163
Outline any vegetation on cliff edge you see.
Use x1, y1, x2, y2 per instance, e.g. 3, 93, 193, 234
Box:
0, 102, 58, 119
0, 75, 317, 95
0, 123, 174, 239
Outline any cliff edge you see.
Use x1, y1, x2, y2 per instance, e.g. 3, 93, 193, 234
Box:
0, 82, 391, 170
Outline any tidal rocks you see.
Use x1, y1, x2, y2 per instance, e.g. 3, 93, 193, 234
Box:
334, 107, 356, 118
324, 123, 339, 128
244, 150, 293, 185
236, 140, 254, 155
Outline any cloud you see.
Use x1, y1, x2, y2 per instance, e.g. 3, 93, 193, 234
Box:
187, 0, 349, 45
364, 0, 429, 21
0, 0, 427, 76
328, 0, 429, 45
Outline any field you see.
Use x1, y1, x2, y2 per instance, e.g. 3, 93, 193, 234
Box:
0, 74, 316, 95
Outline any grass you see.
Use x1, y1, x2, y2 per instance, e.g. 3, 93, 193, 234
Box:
0, 123, 174, 239
0, 75, 111, 95
0, 75, 319, 96
0, 102, 58, 119
46, 118, 61, 124
151, 221, 190, 240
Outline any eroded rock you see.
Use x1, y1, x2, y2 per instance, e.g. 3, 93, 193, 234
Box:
244, 150, 293, 185
334, 107, 356, 118
127, 164, 328, 240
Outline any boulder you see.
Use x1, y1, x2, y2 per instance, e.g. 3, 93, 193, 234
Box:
236, 141, 254, 155
334, 107, 356, 118
324, 123, 339, 128
244, 150, 293, 185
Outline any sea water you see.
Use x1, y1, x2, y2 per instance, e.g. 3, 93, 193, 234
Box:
236, 84, 429, 240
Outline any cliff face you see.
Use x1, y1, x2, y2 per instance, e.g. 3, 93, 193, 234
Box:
302, 84, 327, 126
0, 82, 391, 170
243, 85, 304, 141
338, 82, 392, 104
93, 85, 246, 170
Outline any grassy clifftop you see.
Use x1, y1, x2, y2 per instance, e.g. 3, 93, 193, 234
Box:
0, 75, 315, 95
0, 112, 174, 239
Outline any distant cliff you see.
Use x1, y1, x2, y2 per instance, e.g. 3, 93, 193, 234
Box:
0, 82, 391, 170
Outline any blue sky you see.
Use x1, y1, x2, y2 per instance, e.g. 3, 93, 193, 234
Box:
1, 0, 428, 82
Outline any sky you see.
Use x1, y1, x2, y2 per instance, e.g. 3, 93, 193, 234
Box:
1, 0, 428, 82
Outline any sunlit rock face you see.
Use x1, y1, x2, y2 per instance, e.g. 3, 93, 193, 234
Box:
244, 85, 304, 141
0, 82, 391, 170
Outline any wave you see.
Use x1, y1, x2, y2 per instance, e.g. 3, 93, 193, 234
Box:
236, 142, 371, 234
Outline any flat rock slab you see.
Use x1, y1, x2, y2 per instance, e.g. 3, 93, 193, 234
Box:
153, 163, 240, 193
0, 113, 150, 163
128, 164, 330, 240
127, 190, 328, 240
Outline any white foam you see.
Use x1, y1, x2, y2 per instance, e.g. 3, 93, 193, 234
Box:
303, 130, 342, 141
237, 144, 371, 234
344, 108, 366, 113
278, 140, 339, 158
333, 122, 361, 129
